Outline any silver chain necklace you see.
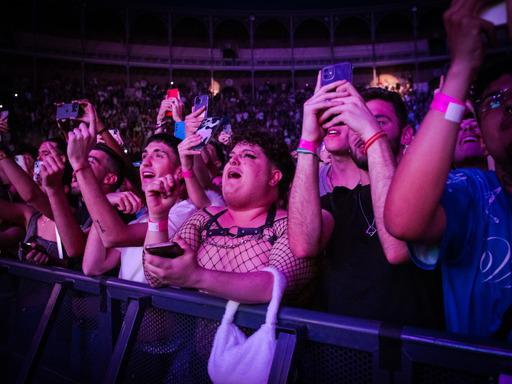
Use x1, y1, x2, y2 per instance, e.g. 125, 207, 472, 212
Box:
357, 190, 377, 237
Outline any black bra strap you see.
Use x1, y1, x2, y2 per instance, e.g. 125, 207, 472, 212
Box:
204, 208, 228, 232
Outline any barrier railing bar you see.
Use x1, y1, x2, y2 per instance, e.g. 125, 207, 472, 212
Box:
268, 331, 299, 384
16, 282, 68, 384
103, 297, 148, 384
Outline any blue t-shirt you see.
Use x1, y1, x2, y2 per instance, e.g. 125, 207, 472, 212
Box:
412, 169, 512, 341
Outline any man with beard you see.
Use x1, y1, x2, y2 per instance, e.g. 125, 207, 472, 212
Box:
288, 78, 442, 329
385, 0, 512, 341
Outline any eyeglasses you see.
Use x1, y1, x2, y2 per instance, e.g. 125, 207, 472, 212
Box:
476, 88, 512, 115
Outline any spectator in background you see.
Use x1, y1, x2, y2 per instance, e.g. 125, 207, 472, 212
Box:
385, 0, 512, 341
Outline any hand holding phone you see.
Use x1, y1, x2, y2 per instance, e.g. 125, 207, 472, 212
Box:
145, 241, 184, 258
191, 117, 226, 151
193, 95, 209, 119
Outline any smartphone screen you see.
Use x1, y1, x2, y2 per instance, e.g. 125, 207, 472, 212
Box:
165, 88, 180, 118
0, 110, 8, 120
145, 241, 184, 258
320, 62, 353, 87
191, 117, 226, 151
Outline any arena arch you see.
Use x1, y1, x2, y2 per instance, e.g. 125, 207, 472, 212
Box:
254, 19, 289, 48
172, 16, 209, 47
334, 16, 371, 45
130, 12, 167, 45
294, 18, 329, 47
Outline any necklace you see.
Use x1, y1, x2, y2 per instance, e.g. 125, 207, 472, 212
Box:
328, 165, 362, 190
357, 189, 377, 237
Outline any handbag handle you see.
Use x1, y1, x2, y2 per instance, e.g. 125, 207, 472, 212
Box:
220, 267, 287, 327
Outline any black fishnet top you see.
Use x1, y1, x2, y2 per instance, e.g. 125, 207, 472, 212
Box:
176, 207, 316, 303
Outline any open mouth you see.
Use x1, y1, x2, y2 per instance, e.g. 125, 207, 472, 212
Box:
327, 129, 341, 136
227, 170, 241, 179
141, 171, 155, 180
461, 136, 479, 145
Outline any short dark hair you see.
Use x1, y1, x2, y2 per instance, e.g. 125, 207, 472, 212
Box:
145, 133, 181, 162
361, 87, 409, 130
472, 54, 512, 107
92, 143, 125, 190
44, 137, 67, 156
230, 129, 295, 205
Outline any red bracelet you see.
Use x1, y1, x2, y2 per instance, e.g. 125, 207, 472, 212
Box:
298, 139, 318, 153
182, 169, 194, 179
364, 131, 387, 153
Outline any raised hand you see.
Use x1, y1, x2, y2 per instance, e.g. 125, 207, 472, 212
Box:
302, 72, 348, 143
67, 122, 96, 170
145, 174, 180, 221
106, 191, 143, 215
184, 106, 206, 137
40, 147, 65, 191
319, 82, 380, 142
177, 134, 203, 171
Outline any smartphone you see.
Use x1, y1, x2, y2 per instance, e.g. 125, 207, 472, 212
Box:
19, 242, 48, 256
320, 62, 353, 86
174, 122, 186, 140
479, 1, 506, 26
144, 241, 184, 258
165, 88, 180, 118
191, 117, 226, 151
33, 160, 42, 183
193, 95, 209, 119
0, 110, 8, 120
56, 103, 80, 121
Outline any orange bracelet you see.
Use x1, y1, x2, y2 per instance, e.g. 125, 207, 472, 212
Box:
364, 131, 387, 154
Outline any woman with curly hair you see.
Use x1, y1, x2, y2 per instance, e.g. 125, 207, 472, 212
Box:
143, 129, 315, 304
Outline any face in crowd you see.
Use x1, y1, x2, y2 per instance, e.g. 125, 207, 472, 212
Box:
476, 74, 512, 167
223, 141, 283, 209
139, 140, 180, 191
348, 98, 403, 169
453, 103, 486, 166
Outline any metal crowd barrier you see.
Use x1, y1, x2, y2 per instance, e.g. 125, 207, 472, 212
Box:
1, 257, 510, 384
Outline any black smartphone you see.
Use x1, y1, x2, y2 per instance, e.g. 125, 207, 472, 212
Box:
56, 102, 80, 121
191, 117, 226, 151
19, 242, 49, 261
144, 241, 184, 258
320, 62, 353, 86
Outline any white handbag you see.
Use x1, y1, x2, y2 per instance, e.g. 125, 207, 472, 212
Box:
208, 267, 287, 384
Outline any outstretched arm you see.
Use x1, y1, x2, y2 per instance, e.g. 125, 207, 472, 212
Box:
385, 0, 491, 242
0, 151, 52, 218
288, 76, 341, 258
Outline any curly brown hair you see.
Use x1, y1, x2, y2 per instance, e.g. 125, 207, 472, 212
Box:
230, 129, 295, 205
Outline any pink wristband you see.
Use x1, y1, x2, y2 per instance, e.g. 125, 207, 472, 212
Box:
148, 218, 167, 232
430, 92, 466, 123
298, 139, 318, 153
182, 169, 194, 179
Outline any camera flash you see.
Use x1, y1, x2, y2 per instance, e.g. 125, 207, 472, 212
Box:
0, 105, 3, 109
170, 81, 174, 85
14, 93, 18, 97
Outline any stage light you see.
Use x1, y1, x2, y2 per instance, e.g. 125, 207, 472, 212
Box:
14, 93, 18, 97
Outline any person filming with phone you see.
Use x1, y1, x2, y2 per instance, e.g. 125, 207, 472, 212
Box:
288, 72, 442, 328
